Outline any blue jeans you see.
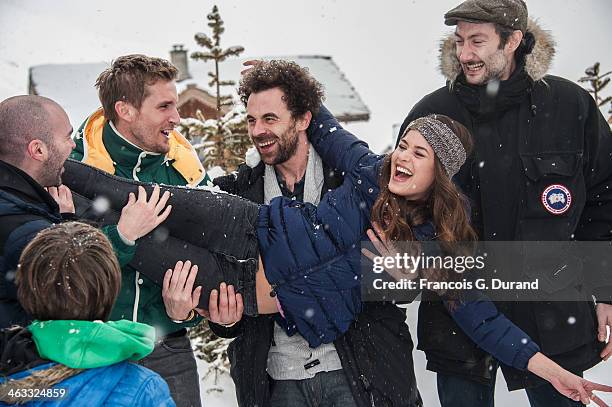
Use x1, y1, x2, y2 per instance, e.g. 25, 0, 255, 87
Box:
137, 330, 201, 407
437, 374, 495, 407
270, 370, 356, 407
437, 373, 585, 407
525, 381, 585, 407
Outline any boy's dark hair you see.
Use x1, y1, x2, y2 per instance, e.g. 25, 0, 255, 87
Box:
96, 54, 178, 122
16, 222, 121, 321
238, 60, 324, 118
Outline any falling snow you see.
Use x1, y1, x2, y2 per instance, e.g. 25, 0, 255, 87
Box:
92, 196, 111, 214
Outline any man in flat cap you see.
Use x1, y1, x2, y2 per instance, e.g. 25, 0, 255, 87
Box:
399, 0, 612, 406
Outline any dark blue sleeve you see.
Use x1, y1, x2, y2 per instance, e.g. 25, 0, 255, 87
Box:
308, 105, 384, 216
1, 219, 51, 328
445, 292, 540, 370
3, 219, 52, 281
308, 105, 376, 176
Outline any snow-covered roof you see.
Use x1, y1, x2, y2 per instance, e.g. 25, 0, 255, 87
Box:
29, 55, 369, 127
29, 62, 107, 128
176, 55, 370, 122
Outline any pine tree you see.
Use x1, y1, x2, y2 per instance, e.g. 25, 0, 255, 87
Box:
184, 6, 252, 391
187, 5, 252, 172
178, 105, 249, 174
578, 62, 612, 125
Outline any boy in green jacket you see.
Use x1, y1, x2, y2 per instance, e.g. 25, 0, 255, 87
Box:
0, 221, 175, 406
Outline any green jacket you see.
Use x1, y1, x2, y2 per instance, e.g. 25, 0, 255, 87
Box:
29, 319, 155, 368
71, 110, 210, 337
102, 224, 137, 267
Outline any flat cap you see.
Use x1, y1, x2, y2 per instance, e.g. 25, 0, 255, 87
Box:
444, 0, 528, 32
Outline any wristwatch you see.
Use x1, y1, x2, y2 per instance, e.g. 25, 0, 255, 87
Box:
171, 309, 197, 324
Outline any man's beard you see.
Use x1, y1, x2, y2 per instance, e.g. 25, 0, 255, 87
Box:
131, 123, 170, 154
40, 147, 64, 187
463, 49, 508, 85
482, 50, 508, 83
261, 124, 300, 166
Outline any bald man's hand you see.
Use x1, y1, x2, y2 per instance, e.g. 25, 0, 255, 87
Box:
46, 185, 75, 214
117, 185, 172, 241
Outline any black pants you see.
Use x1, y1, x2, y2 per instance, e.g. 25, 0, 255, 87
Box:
137, 330, 201, 407
437, 372, 585, 407
63, 159, 260, 315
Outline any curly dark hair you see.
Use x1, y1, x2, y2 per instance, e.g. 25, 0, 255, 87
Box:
238, 60, 325, 118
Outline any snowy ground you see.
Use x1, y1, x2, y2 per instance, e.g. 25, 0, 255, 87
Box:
196, 357, 238, 407
197, 304, 612, 407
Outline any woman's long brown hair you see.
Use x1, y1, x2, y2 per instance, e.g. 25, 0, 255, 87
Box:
371, 115, 477, 244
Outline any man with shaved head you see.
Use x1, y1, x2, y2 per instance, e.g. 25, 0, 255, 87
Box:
0, 95, 74, 187
0, 95, 77, 328
0, 95, 171, 329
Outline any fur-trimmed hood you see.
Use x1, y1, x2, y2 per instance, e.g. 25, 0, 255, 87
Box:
439, 19, 556, 83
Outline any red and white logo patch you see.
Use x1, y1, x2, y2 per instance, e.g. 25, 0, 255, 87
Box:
541, 184, 572, 215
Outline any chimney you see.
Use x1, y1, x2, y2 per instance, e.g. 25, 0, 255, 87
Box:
170, 44, 191, 81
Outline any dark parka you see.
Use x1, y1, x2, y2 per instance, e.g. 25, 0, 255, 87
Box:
399, 20, 612, 390
0, 160, 64, 328
0, 160, 134, 329
210, 157, 423, 407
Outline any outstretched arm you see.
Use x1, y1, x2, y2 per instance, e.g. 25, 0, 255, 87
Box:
446, 294, 539, 370
448, 294, 612, 406
527, 352, 612, 406
308, 105, 377, 176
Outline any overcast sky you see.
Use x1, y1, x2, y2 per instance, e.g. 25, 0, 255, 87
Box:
1, 0, 610, 153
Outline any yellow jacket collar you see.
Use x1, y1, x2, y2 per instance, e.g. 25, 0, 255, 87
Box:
81, 108, 206, 187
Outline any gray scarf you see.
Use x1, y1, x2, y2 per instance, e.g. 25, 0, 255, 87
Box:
264, 143, 324, 205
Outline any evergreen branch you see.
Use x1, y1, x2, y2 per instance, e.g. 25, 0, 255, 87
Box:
191, 51, 215, 62
194, 33, 214, 49
222, 46, 245, 58
578, 76, 596, 83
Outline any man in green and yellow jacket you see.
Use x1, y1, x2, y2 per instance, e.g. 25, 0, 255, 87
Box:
70, 54, 210, 407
